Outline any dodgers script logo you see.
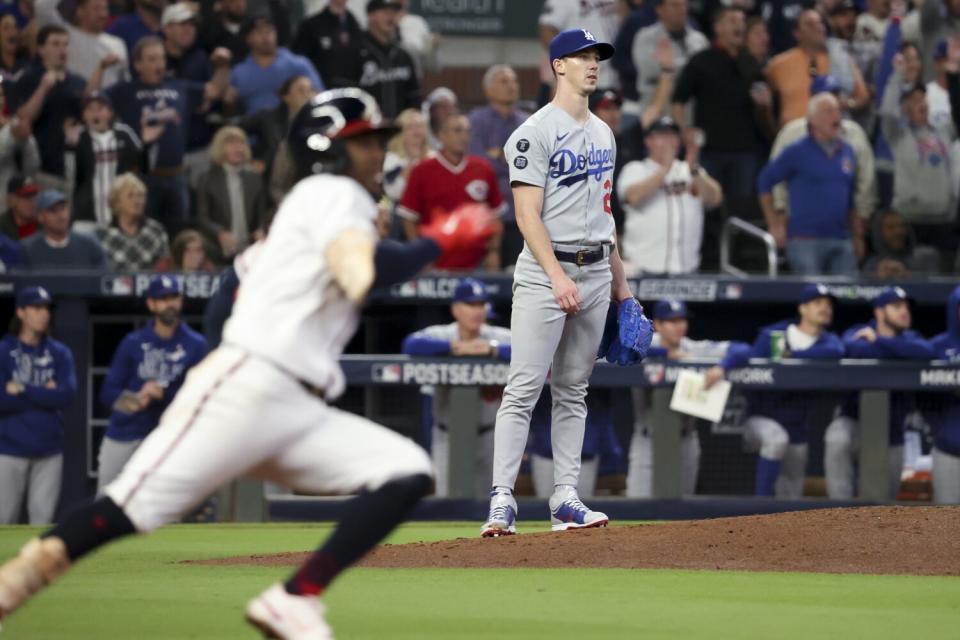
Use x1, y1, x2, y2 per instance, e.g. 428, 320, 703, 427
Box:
549, 143, 614, 187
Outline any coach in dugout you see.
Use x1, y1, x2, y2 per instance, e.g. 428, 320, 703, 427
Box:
825, 286, 934, 500
0, 286, 77, 524
96, 275, 207, 491
705, 283, 845, 497
402, 278, 511, 497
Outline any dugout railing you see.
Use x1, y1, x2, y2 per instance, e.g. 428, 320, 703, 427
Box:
1, 271, 957, 516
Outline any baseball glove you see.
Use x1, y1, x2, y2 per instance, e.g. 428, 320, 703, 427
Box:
598, 298, 654, 366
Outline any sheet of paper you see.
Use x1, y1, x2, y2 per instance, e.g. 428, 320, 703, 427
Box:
669, 369, 732, 423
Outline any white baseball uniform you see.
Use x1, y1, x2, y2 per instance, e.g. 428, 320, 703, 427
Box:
104, 174, 432, 531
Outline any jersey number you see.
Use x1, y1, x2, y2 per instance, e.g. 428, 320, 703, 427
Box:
603, 179, 612, 215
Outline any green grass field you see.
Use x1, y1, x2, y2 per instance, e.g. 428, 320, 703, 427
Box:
1, 522, 958, 639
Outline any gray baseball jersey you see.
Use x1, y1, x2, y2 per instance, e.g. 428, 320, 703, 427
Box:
504, 104, 617, 246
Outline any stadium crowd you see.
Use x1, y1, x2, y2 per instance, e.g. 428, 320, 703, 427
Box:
0, 0, 955, 276
1, 0, 960, 523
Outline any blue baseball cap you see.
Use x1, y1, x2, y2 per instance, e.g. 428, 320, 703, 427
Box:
810, 74, 841, 95
934, 39, 949, 61
653, 299, 688, 320
798, 283, 834, 304
16, 286, 52, 308
36, 189, 66, 211
873, 286, 909, 308
147, 274, 182, 299
548, 28, 615, 64
452, 278, 488, 304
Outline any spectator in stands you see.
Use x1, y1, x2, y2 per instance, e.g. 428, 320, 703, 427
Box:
398, 113, 503, 271
862, 209, 940, 275
96, 274, 207, 490
927, 40, 956, 131
612, 0, 657, 132
160, 3, 215, 186
154, 228, 216, 272
769, 75, 876, 233
928, 285, 960, 504
106, 0, 165, 59
0, 175, 38, 241
104, 36, 232, 233
766, 9, 870, 127
22, 188, 107, 268
292, 0, 362, 89
0, 86, 39, 210
9, 25, 85, 192
920, 0, 960, 82
827, 0, 858, 44
229, 14, 322, 116
590, 90, 641, 237
202, 0, 249, 61
633, 0, 709, 124
468, 64, 529, 267
852, 0, 892, 84
825, 286, 935, 500
627, 299, 729, 498
540, 0, 621, 92
97, 172, 169, 270
757, 93, 863, 275
0, 232, 24, 270
352, 0, 420, 118
34, 0, 128, 86
881, 55, 956, 261
0, 13, 29, 81
383, 107, 428, 204
68, 91, 146, 232
0, 285, 77, 524
422, 86, 457, 151
617, 116, 723, 274
705, 283, 845, 498
396, 0, 439, 79
239, 73, 316, 178
196, 126, 261, 262
671, 6, 772, 269
745, 15, 771, 67
401, 277, 510, 497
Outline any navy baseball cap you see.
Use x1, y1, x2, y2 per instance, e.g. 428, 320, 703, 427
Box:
653, 299, 688, 320
7, 175, 39, 197
549, 28, 615, 64
934, 39, 949, 61
16, 286, 52, 308
873, 286, 909, 308
452, 278, 488, 304
644, 116, 680, 136
798, 283, 834, 304
83, 90, 113, 110
36, 189, 66, 211
810, 75, 841, 95
147, 274, 182, 299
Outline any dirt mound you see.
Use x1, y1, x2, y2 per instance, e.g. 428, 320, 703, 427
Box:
192, 506, 960, 576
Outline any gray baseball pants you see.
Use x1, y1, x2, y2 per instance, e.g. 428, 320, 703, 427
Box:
492, 250, 612, 490
933, 447, 960, 504
98, 436, 145, 493
0, 453, 62, 524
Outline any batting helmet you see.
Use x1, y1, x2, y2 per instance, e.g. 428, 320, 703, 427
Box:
287, 88, 398, 179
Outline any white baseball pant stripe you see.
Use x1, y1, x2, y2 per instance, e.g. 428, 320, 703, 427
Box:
823, 416, 904, 499
0, 453, 62, 524
105, 346, 432, 532
492, 252, 612, 490
933, 447, 960, 504
742, 416, 808, 499
625, 427, 701, 498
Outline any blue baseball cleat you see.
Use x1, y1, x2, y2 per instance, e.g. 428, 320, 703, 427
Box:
549, 487, 609, 531
480, 491, 518, 537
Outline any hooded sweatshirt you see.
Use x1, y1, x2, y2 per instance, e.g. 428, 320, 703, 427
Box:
861, 213, 940, 275
929, 286, 960, 456
719, 319, 845, 442
0, 334, 77, 457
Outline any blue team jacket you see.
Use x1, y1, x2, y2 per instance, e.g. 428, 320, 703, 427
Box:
721, 319, 845, 442
0, 334, 77, 457
100, 322, 208, 441
839, 320, 935, 445
929, 286, 960, 456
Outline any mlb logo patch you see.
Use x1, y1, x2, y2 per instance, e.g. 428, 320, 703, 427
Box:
373, 364, 402, 383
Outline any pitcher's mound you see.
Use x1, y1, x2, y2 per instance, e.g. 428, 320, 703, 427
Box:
194, 506, 960, 576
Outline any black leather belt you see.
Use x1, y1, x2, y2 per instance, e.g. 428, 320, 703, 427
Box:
437, 423, 494, 435
554, 247, 607, 266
